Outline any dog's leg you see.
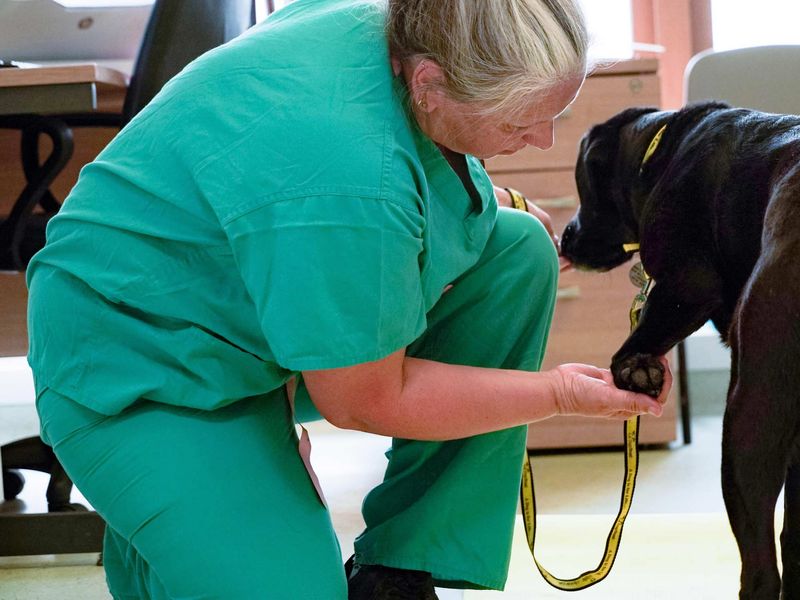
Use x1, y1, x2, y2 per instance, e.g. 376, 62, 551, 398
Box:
781, 463, 800, 599
611, 279, 720, 396
722, 253, 798, 600
723, 387, 786, 600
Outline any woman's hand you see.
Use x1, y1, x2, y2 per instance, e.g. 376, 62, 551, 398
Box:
548, 357, 672, 420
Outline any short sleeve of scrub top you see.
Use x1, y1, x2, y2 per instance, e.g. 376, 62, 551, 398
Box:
212, 193, 428, 371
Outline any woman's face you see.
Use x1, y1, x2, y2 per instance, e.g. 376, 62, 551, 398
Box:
424, 75, 585, 159
397, 58, 585, 159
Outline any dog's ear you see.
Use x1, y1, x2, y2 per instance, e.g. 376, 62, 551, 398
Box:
601, 106, 662, 130
576, 131, 611, 198
576, 106, 662, 202
579, 107, 660, 167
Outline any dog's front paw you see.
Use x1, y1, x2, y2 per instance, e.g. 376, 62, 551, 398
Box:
612, 354, 664, 397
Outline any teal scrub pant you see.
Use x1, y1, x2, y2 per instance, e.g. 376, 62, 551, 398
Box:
35, 209, 558, 599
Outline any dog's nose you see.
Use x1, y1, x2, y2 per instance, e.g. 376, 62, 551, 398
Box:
561, 222, 576, 253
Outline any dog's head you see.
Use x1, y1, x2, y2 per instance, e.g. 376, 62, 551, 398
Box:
561, 106, 668, 271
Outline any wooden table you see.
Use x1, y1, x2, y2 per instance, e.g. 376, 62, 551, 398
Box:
0, 64, 127, 269
0, 63, 127, 115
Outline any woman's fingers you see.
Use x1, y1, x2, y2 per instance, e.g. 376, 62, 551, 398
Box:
526, 201, 559, 249
553, 360, 669, 421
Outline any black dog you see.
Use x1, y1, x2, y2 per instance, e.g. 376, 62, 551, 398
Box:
560, 101, 800, 600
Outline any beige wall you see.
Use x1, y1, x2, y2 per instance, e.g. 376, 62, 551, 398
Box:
633, 0, 713, 108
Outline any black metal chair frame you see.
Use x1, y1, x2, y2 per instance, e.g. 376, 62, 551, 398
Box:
0, 115, 73, 270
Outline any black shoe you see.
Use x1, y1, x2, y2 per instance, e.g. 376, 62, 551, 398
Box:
345, 555, 439, 599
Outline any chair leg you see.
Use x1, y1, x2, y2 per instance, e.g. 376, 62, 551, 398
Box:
676, 340, 692, 444
1, 436, 86, 512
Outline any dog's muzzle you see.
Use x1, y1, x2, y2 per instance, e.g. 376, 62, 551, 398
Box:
560, 222, 577, 257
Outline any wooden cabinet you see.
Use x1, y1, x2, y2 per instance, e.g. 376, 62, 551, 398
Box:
486, 59, 678, 449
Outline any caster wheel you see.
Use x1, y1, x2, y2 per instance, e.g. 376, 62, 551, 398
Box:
3, 469, 25, 500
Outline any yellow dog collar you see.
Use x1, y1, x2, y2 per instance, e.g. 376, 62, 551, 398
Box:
640, 124, 667, 168
624, 124, 667, 253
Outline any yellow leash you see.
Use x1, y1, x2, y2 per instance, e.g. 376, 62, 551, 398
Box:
520, 244, 652, 591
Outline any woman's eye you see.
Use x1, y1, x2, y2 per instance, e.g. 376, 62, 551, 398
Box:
500, 123, 525, 134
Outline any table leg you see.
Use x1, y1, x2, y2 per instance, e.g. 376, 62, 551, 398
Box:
0, 115, 74, 269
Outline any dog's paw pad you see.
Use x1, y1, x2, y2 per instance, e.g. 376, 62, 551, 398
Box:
612, 354, 664, 397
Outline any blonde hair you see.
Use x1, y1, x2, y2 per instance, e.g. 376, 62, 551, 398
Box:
386, 0, 588, 117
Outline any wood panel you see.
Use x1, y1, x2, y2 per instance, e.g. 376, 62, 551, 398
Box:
0, 64, 128, 90
526, 399, 678, 450
0, 273, 28, 357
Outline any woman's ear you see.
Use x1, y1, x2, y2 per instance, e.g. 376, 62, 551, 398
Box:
409, 59, 447, 112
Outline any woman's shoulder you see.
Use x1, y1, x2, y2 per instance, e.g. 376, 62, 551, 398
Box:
134, 0, 395, 159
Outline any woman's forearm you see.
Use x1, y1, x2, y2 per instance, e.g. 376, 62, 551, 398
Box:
348, 356, 560, 440
303, 351, 667, 441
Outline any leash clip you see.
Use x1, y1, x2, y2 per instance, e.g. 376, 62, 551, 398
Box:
625, 244, 653, 330
628, 264, 652, 331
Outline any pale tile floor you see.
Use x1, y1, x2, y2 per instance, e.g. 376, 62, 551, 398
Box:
0, 357, 733, 599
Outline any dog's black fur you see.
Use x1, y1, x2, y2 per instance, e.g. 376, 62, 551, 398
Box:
561, 101, 800, 600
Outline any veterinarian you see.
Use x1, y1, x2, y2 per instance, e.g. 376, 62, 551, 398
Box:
26, 0, 671, 598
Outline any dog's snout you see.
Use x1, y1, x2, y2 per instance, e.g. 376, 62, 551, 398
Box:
561, 222, 576, 254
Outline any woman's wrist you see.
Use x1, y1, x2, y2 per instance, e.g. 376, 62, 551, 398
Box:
505, 187, 528, 212
541, 367, 566, 417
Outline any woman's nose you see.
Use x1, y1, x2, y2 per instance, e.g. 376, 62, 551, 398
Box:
523, 121, 555, 150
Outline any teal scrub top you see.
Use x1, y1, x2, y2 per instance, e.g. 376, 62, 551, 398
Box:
27, 0, 498, 415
